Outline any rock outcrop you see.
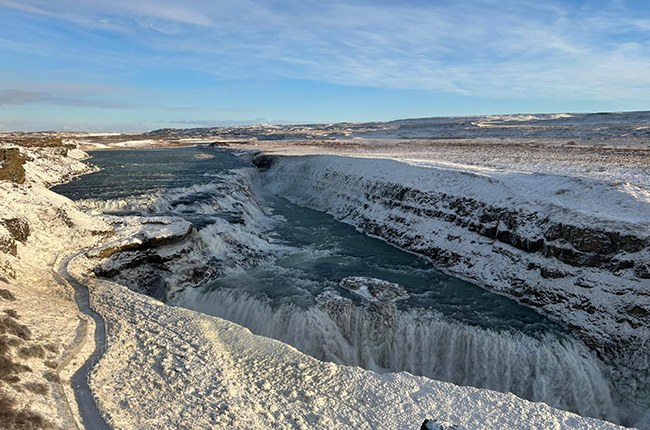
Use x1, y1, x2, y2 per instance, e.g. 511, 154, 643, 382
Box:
89, 216, 210, 300
421, 419, 471, 430
0, 148, 26, 184
340, 276, 409, 302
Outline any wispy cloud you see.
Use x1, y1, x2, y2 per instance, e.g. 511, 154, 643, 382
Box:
1, 0, 650, 132
0, 88, 216, 111
168, 118, 296, 127
4, 0, 648, 100
0, 89, 138, 108
0, 89, 49, 105
0, 117, 156, 132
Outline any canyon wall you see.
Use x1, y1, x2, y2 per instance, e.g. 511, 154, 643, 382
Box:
261, 154, 650, 414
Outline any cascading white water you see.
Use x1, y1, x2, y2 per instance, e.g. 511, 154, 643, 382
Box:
175, 288, 619, 423
76, 194, 161, 212
56, 148, 643, 427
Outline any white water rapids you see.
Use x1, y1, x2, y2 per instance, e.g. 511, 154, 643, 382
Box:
175, 288, 619, 424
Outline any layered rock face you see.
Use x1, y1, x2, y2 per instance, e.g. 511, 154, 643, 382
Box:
89, 216, 212, 301
261, 154, 650, 411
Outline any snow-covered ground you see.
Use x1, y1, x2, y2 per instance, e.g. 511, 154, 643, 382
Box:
67, 266, 627, 430
0, 140, 112, 428
1, 120, 648, 429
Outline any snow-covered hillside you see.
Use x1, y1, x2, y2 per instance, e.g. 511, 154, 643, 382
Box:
0, 139, 112, 429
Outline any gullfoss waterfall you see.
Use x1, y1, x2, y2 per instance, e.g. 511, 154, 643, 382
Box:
53, 147, 632, 426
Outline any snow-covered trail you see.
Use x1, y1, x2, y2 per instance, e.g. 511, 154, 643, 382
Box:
57, 251, 110, 430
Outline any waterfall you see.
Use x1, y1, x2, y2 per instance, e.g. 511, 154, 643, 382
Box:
64, 149, 643, 427
175, 289, 619, 424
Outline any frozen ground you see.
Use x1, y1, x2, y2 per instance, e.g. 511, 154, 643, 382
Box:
0, 138, 112, 428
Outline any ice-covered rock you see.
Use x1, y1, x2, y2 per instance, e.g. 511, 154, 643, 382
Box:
87, 217, 192, 259
421, 419, 472, 430
88, 216, 207, 300
340, 276, 409, 302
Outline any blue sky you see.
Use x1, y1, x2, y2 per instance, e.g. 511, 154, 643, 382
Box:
0, 0, 649, 131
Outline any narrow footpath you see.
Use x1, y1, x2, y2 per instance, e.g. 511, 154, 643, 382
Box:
55, 252, 111, 430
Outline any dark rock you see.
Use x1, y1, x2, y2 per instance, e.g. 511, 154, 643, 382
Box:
526, 262, 540, 271
574, 277, 597, 289
0, 289, 16, 301
573, 231, 613, 254
1, 218, 30, 243
540, 266, 568, 279
0, 315, 32, 339
573, 299, 598, 315
0, 236, 17, 256
252, 154, 276, 170
544, 244, 602, 267
628, 305, 649, 317
339, 276, 409, 302
615, 234, 647, 253
635, 263, 650, 279
0, 148, 26, 184
0, 261, 15, 279
421, 419, 466, 430
55, 208, 75, 228
496, 228, 514, 244
522, 237, 545, 252
479, 224, 498, 238
611, 258, 634, 271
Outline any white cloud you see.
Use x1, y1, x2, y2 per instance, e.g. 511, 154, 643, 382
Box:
2, 0, 650, 101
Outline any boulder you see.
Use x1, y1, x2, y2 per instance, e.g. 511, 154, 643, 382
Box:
421, 419, 472, 430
